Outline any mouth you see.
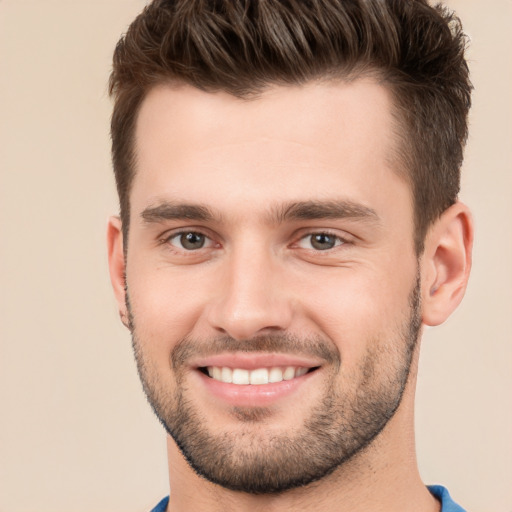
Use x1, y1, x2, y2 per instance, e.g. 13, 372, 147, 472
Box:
191, 353, 324, 406
199, 365, 319, 385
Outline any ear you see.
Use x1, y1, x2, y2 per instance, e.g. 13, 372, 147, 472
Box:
421, 202, 474, 326
107, 216, 130, 330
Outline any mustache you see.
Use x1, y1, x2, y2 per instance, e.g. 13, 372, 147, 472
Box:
170, 333, 341, 370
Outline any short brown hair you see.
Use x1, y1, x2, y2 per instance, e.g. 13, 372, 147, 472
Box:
109, 0, 471, 253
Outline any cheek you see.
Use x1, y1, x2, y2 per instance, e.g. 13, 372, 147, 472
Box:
294, 262, 417, 363
125, 260, 210, 359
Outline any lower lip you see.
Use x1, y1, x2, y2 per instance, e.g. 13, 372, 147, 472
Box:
195, 369, 317, 407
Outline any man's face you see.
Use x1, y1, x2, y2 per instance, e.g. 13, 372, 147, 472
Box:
122, 81, 422, 493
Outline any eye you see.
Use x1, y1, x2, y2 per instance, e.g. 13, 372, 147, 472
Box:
297, 233, 344, 251
167, 231, 212, 250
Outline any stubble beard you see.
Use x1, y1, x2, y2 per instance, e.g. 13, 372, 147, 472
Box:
127, 276, 422, 495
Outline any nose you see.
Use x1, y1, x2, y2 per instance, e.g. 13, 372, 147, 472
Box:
206, 244, 294, 340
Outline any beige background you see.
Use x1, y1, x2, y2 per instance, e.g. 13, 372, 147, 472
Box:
0, 1, 510, 511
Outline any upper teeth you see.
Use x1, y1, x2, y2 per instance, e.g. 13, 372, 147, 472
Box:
206, 366, 309, 385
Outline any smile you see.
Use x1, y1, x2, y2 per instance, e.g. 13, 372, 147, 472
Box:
203, 366, 313, 385
194, 357, 322, 406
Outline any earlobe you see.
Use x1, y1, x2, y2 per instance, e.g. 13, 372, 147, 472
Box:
107, 216, 129, 329
421, 202, 474, 326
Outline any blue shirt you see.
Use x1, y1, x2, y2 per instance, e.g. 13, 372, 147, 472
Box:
429, 485, 467, 511
150, 485, 466, 511
150, 496, 168, 512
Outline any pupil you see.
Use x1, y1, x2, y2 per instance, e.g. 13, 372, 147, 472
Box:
311, 234, 335, 250
181, 232, 205, 249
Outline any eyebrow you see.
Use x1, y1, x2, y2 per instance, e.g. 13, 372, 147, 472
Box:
272, 200, 380, 224
140, 199, 379, 225
141, 202, 217, 223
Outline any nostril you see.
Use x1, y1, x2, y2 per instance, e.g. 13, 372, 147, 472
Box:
206, 284, 294, 341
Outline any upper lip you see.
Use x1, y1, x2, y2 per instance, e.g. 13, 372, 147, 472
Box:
191, 352, 324, 370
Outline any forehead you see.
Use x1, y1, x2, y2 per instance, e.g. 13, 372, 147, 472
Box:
131, 80, 409, 222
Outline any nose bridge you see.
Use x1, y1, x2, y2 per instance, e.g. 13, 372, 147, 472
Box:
207, 237, 292, 340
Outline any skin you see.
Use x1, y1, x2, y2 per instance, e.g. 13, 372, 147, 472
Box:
108, 80, 473, 512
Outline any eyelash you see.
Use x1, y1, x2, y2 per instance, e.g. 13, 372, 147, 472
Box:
160, 230, 216, 251
295, 231, 348, 251
159, 229, 350, 253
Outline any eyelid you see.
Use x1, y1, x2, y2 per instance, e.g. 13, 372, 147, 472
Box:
293, 229, 353, 248
297, 234, 343, 249
159, 228, 219, 250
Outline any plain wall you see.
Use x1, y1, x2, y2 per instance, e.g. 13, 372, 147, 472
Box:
0, 1, 510, 511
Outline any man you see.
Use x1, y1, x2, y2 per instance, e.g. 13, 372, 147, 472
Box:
107, 1, 473, 510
